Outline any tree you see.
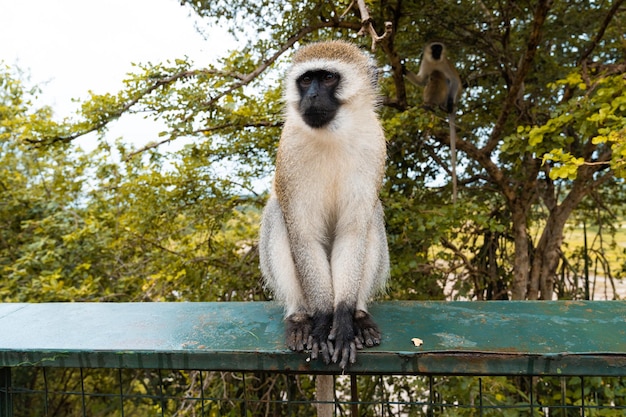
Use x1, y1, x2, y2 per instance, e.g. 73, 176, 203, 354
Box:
1, 67, 264, 303
4, 1, 626, 414
10, 1, 626, 300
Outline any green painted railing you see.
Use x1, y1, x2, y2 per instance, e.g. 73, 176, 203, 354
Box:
2, 301, 626, 416
1, 301, 625, 376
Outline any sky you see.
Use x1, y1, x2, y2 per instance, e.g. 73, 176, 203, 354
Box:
0, 0, 236, 148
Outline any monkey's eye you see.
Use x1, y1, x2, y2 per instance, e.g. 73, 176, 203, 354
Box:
299, 76, 312, 87
322, 73, 338, 86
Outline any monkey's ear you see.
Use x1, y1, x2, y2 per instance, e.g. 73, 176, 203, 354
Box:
367, 59, 379, 91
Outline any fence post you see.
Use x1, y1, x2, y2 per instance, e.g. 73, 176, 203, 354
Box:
0, 368, 12, 417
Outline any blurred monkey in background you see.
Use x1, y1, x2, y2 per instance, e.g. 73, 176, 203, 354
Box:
405, 41, 462, 203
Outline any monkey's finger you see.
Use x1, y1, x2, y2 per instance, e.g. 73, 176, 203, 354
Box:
320, 341, 331, 364
337, 342, 357, 369
349, 342, 357, 365
328, 328, 336, 341
364, 327, 382, 347
327, 339, 335, 357
287, 332, 297, 351
302, 327, 311, 345
331, 341, 341, 364
289, 328, 300, 351
363, 329, 374, 347
331, 341, 347, 367
311, 341, 320, 360
354, 336, 364, 350
354, 327, 365, 347
306, 335, 314, 351
370, 329, 382, 345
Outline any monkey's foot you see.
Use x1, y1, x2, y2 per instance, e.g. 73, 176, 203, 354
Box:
285, 313, 312, 352
307, 312, 333, 364
353, 309, 381, 348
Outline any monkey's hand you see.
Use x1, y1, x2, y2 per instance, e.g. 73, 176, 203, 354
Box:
285, 313, 312, 352
327, 310, 382, 369
307, 313, 333, 364
327, 304, 358, 369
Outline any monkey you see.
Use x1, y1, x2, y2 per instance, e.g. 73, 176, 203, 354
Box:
412, 42, 462, 113
259, 39, 389, 415
404, 42, 462, 203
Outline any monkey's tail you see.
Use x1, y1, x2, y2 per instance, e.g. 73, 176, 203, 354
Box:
449, 113, 458, 204
316, 374, 334, 417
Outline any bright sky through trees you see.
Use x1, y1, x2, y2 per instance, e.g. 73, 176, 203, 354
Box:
0, 0, 235, 147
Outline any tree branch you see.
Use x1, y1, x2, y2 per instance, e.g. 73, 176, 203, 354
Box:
578, 0, 626, 65
355, 0, 393, 51
192, 21, 359, 117
440, 237, 478, 275
123, 121, 282, 160
31, 21, 360, 147
25, 70, 204, 145
484, 0, 552, 154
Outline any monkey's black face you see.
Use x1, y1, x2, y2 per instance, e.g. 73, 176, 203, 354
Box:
297, 70, 341, 128
430, 43, 444, 60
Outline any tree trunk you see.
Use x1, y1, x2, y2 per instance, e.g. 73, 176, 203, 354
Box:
528, 212, 566, 300
529, 187, 590, 300
510, 204, 531, 300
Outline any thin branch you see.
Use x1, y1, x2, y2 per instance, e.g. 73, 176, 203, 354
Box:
25, 70, 203, 145
193, 120, 282, 134
355, 0, 392, 51
578, 0, 626, 65
339, 0, 356, 19
123, 137, 178, 160
123, 121, 282, 160
34, 21, 360, 147
194, 21, 359, 115
440, 237, 479, 275
484, 0, 552, 154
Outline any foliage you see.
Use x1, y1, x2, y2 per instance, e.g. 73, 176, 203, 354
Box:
7, 0, 626, 302
537, 72, 626, 180
3, 0, 626, 415
0, 68, 265, 303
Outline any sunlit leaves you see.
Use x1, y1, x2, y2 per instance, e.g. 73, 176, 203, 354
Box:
542, 148, 585, 180
525, 72, 626, 180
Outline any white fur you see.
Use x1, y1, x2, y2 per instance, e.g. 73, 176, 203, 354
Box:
259, 48, 388, 317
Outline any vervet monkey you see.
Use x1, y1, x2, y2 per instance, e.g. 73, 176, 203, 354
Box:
259, 40, 389, 416
405, 42, 462, 203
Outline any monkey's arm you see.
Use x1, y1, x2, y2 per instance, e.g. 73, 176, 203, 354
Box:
403, 67, 427, 86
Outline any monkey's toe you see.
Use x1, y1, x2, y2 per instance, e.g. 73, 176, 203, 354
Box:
308, 312, 333, 363
285, 313, 312, 352
310, 339, 332, 364
354, 310, 381, 347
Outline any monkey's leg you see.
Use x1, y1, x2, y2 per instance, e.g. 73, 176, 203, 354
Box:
291, 234, 334, 363
261, 198, 333, 363
259, 197, 312, 351
327, 217, 372, 368
353, 201, 389, 348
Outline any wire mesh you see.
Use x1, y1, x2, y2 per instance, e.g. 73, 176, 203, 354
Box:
2, 367, 626, 417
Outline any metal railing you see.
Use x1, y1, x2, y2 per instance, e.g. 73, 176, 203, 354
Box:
2, 301, 626, 416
